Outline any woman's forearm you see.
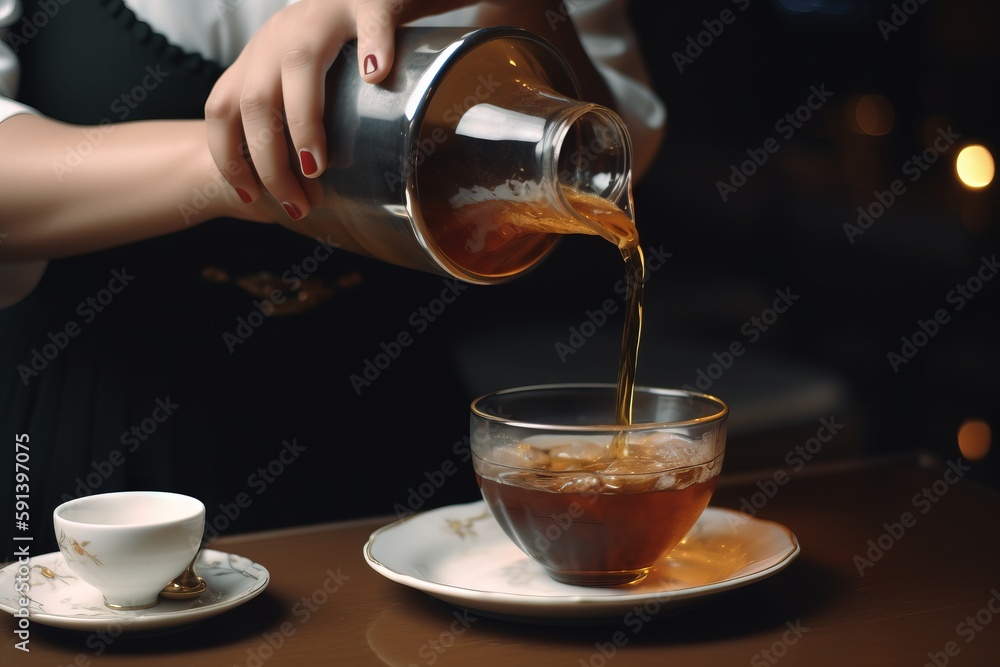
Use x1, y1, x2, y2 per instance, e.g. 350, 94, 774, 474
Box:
0, 114, 258, 260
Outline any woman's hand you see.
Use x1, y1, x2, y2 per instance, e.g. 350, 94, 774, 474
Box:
204, 0, 478, 223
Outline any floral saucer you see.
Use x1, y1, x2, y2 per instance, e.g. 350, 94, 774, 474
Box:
0, 549, 268, 632
364, 501, 799, 621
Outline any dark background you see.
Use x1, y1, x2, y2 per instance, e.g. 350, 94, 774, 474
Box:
3, 1, 994, 551
453, 0, 999, 490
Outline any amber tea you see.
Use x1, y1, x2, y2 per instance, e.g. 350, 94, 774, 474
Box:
471, 386, 728, 586
458, 117, 726, 586
428, 184, 645, 441
475, 437, 722, 586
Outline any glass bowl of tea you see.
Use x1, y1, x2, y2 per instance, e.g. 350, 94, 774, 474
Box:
470, 383, 728, 587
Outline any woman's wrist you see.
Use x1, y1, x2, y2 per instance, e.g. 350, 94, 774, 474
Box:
182, 121, 255, 225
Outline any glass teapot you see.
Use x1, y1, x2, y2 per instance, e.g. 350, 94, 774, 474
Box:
285, 26, 634, 284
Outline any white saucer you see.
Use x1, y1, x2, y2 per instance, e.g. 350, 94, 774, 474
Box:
364, 501, 799, 621
0, 549, 269, 632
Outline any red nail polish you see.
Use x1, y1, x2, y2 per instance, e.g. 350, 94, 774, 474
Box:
300, 149, 319, 177
282, 202, 302, 220
235, 187, 252, 204
363, 54, 378, 76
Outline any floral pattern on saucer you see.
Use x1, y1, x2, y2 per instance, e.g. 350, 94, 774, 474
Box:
0, 549, 269, 632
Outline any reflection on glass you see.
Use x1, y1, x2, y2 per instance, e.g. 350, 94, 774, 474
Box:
454, 103, 545, 142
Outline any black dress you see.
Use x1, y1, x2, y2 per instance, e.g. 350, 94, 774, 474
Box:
1, 0, 482, 561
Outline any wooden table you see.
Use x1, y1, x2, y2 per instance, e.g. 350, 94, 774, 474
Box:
4, 453, 999, 666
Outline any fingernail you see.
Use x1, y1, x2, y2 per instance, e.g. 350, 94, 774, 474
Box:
299, 149, 319, 177
363, 54, 378, 76
235, 187, 252, 204
282, 202, 302, 220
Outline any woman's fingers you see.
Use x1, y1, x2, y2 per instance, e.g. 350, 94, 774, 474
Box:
281, 37, 348, 182
204, 66, 259, 206
282, 46, 328, 181
355, 0, 404, 84
203, 0, 429, 222
239, 55, 310, 220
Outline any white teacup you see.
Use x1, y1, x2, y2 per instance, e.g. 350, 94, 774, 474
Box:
53, 491, 206, 609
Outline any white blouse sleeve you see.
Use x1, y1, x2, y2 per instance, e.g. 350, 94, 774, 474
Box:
566, 0, 666, 179
1, 0, 41, 124
124, 0, 292, 69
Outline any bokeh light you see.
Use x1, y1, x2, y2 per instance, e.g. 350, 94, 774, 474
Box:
955, 145, 995, 188
853, 94, 895, 136
957, 419, 991, 461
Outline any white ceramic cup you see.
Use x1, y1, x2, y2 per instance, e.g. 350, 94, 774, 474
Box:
52, 491, 206, 609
